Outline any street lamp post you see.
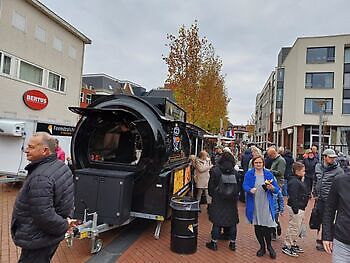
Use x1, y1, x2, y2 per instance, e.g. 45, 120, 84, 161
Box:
316, 100, 325, 162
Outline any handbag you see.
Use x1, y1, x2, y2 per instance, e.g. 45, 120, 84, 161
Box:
309, 202, 322, 230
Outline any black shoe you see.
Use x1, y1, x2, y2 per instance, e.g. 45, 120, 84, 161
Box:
229, 241, 236, 251
268, 246, 276, 259
291, 245, 304, 253
206, 241, 218, 251
277, 226, 282, 236
256, 247, 266, 257
282, 246, 298, 257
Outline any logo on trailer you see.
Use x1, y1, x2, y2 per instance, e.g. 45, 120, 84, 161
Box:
23, 90, 48, 110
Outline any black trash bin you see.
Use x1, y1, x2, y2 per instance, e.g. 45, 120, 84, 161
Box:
170, 196, 200, 254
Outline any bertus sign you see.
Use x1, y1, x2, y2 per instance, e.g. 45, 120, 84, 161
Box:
23, 90, 48, 110
37, 122, 75, 137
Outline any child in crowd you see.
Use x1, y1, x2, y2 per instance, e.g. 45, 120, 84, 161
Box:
282, 162, 309, 257
271, 181, 284, 240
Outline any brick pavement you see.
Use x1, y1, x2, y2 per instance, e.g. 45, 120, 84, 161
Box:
0, 182, 119, 263
1, 181, 332, 263
118, 201, 332, 263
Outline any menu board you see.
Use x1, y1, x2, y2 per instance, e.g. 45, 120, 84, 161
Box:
173, 168, 184, 194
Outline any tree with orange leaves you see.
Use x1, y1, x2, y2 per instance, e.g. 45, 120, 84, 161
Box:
163, 22, 229, 133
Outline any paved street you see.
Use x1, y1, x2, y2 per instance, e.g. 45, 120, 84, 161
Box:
1, 182, 331, 262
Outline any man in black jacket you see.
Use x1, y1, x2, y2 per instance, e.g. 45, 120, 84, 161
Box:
313, 148, 344, 251
322, 173, 350, 262
11, 132, 75, 263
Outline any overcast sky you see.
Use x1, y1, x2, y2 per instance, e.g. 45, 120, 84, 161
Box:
41, 0, 350, 125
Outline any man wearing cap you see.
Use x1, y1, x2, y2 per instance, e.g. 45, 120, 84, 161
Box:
312, 148, 344, 251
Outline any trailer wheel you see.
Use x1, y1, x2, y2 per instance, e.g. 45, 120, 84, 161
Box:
92, 239, 103, 254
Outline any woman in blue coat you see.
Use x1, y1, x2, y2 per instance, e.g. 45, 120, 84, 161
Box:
243, 155, 279, 259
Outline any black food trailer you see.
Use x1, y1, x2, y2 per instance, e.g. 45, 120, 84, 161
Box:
67, 94, 206, 253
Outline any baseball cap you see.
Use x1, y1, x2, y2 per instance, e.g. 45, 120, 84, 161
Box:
322, 149, 337, 158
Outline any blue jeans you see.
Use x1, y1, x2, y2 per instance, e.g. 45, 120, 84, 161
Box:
211, 224, 237, 241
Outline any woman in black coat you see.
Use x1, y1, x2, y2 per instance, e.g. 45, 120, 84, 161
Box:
206, 152, 239, 251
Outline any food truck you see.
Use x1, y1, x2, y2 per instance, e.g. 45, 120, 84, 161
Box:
67, 94, 206, 252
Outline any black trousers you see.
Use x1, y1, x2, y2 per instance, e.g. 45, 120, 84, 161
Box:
254, 225, 273, 249
18, 243, 59, 263
304, 176, 313, 196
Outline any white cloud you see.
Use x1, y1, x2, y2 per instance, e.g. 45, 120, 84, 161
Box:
41, 0, 350, 124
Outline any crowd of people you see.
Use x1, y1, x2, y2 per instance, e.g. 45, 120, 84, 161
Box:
9, 131, 350, 262
191, 143, 350, 262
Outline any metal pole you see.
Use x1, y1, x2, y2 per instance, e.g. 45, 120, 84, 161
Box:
318, 103, 323, 162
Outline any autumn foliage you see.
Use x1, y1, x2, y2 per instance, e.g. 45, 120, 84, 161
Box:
163, 22, 229, 133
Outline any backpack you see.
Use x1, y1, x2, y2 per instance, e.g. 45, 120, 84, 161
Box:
215, 173, 238, 199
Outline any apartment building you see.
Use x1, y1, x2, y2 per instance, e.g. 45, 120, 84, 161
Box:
255, 71, 275, 150
255, 34, 350, 157
0, 0, 91, 175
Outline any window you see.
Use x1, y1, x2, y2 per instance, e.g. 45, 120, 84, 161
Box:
304, 98, 333, 114
68, 46, 76, 59
53, 37, 63, 52
276, 88, 283, 102
48, 72, 65, 92
19, 61, 43, 85
12, 11, 26, 32
306, 47, 335, 64
344, 73, 350, 89
2, 54, 11, 74
305, 72, 334, 89
35, 26, 46, 43
343, 99, 350, 114
80, 92, 84, 103
277, 68, 284, 81
86, 94, 92, 104
345, 48, 350, 64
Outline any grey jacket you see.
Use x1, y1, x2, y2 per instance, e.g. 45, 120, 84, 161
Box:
270, 155, 286, 185
313, 161, 344, 201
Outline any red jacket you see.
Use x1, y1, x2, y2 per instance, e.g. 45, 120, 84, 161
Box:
55, 146, 65, 162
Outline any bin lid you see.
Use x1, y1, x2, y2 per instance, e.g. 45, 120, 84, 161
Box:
170, 196, 200, 211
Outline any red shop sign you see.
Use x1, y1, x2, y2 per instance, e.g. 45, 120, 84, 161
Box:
23, 90, 48, 110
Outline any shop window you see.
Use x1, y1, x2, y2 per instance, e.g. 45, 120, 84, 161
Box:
19, 61, 43, 85
306, 47, 335, 64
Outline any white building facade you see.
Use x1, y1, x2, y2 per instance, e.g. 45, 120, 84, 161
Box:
255, 35, 350, 158
0, 0, 91, 175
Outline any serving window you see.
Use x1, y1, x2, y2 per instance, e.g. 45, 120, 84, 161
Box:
89, 119, 142, 165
